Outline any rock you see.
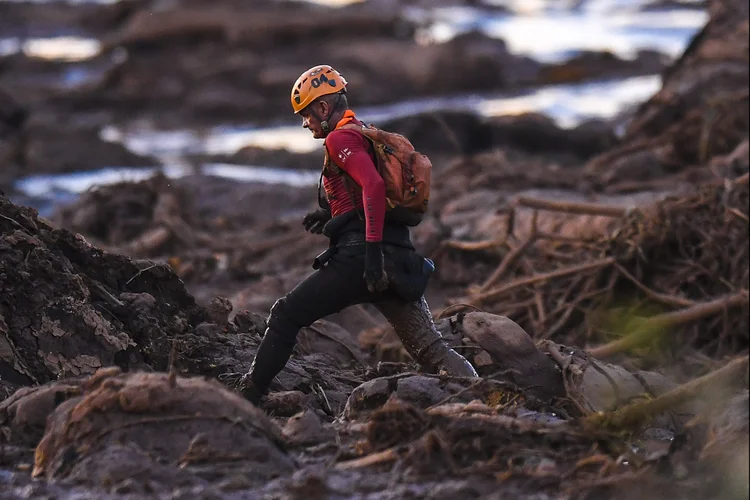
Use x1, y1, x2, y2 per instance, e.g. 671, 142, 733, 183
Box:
22, 122, 157, 177
119, 292, 157, 314
538, 49, 668, 85
264, 391, 312, 418
205, 296, 232, 325
232, 310, 266, 335
488, 113, 616, 159
395, 375, 451, 408
0, 381, 83, 446
194, 322, 224, 339
33, 369, 295, 484
450, 312, 565, 401
282, 410, 334, 446
378, 111, 493, 159
343, 378, 392, 419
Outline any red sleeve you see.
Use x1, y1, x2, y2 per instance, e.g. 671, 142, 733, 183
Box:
326, 129, 386, 242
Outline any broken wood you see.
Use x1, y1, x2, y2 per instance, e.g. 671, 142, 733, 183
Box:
335, 447, 401, 470
517, 197, 629, 218
467, 258, 615, 306
613, 262, 696, 308
476, 210, 538, 293
588, 355, 749, 430
589, 292, 749, 359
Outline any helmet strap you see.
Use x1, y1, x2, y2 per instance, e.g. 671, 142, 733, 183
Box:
314, 92, 344, 136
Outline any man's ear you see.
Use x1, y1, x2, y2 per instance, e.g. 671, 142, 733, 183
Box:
317, 99, 329, 117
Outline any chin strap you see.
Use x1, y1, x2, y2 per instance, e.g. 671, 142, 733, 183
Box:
313, 92, 344, 136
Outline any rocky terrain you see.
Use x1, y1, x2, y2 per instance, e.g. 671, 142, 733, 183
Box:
1, 0, 748, 499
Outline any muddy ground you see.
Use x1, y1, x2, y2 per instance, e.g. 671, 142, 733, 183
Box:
1, 0, 749, 498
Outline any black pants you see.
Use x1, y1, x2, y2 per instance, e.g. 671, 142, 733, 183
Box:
247, 250, 380, 390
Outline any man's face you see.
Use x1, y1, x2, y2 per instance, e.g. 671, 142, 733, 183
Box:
299, 100, 328, 139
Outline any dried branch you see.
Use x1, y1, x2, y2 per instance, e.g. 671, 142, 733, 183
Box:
589, 293, 749, 359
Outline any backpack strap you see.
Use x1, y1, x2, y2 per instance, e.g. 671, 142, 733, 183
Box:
322, 122, 380, 220
323, 140, 363, 220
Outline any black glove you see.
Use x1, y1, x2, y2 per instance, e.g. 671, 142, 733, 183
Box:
364, 241, 389, 293
302, 208, 331, 234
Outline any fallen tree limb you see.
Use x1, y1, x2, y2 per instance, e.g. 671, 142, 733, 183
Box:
335, 447, 401, 470
468, 258, 615, 306
587, 355, 749, 430
588, 292, 749, 359
517, 197, 629, 218
477, 210, 538, 293
613, 262, 696, 308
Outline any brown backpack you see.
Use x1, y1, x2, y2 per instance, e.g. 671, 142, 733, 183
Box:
325, 123, 432, 219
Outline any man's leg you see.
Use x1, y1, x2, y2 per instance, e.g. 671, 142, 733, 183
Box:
373, 296, 478, 377
243, 253, 372, 402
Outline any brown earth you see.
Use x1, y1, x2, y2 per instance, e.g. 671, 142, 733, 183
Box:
0, 0, 748, 499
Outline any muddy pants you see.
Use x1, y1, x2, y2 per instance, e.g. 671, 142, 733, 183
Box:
246, 247, 477, 393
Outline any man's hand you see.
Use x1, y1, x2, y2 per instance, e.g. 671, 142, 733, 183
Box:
364, 242, 389, 292
302, 208, 331, 234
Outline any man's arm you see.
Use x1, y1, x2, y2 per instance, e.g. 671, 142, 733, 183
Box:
326, 130, 386, 242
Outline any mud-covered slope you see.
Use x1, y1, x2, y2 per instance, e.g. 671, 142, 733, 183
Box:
0, 194, 208, 392
586, 0, 749, 186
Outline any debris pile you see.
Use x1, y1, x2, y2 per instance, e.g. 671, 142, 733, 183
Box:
434, 177, 749, 366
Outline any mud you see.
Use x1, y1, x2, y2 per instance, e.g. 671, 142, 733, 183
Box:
1, 0, 748, 499
0, 0, 679, 187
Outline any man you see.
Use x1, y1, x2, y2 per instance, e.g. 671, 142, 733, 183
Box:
240, 65, 477, 405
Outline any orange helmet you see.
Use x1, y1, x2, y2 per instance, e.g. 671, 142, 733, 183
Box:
290, 65, 348, 114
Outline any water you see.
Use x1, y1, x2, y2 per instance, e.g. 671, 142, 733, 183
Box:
104, 74, 662, 159
0, 1, 706, 64
14, 73, 662, 217
407, 1, 706, 61
12, 164, 321, 218
0, 36, 101, 61
4, 0, 706, 213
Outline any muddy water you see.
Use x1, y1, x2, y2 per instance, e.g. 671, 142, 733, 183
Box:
5, 0, 706, 215
13, 74, 662, 217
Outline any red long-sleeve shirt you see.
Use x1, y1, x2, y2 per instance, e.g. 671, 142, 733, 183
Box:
323, 118, 385, 242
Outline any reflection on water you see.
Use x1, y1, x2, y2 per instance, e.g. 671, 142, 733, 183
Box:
0, 36, 101, 61
15, 166, 191, 198
411, 4, 707, 61
481, 74, 661, 127
201, 164, 320, 187
13, 164, 320, 217
106, 74, 662, 159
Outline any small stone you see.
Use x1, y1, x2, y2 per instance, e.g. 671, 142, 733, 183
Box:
395, 376, 449, 408
283, 410, 334, 446
343, 378, 392, 418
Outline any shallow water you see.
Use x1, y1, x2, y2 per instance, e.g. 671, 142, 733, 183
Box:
0, 0, 706, 65
0, 36, 101, 60
105, 74, 662, 160
409, 3, 707, 62
12, 164, 322, 217
13, 74, 664, 215
5, 0, 705, 214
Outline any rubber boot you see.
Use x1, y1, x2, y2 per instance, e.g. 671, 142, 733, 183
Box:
374, 296, 478, 378
240, 324, 298, 405
239, 376, 264, 406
